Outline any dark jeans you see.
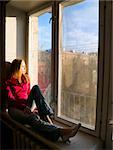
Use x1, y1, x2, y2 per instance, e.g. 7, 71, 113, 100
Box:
8, 85, 60, 141
27, 85, 53, 118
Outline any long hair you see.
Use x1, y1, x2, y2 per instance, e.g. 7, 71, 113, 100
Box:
10, 59, 23, 76
10, 59, 29, 82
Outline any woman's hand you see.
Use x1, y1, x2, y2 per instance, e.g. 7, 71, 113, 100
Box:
24, 106, 31, 114
46, 115, 53, 125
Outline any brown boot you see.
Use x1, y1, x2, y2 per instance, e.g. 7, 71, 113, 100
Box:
61, 123, 81, 143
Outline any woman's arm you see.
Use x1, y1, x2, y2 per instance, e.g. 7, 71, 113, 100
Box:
46, 115, 53, 125
27, 81, 30, 95
6, 85, 16, 101
5, 84, 27, 110
23, 74, 31, 95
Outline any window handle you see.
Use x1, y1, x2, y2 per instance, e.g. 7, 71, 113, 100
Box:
49, 16, 56, 24
49, 17, 52, 23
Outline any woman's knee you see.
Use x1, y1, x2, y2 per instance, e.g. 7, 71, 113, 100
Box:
31, 85, 43, 97
32, 85, 40, 92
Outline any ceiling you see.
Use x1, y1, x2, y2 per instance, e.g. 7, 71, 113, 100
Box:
7, 0, 52, 12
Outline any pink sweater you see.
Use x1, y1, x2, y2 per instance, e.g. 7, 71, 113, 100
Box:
5, 74, 30, 110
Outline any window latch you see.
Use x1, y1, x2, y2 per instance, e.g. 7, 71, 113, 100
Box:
49, 16, 56, 24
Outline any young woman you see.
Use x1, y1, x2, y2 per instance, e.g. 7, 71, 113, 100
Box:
5, 59, 81, 142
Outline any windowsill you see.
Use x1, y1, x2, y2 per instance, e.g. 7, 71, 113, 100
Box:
56, 115, 95, 130
52, 119, 104, 149
56, 131, 104, 150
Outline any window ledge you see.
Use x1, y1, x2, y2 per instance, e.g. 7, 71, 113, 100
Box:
56, 131, 104, 150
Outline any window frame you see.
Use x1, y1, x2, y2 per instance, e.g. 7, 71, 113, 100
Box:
53, 0, 104, 137
28, 4, 55, 104
27, 0, 107, 138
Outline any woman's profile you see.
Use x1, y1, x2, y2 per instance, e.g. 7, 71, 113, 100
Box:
5, 58, 81, 142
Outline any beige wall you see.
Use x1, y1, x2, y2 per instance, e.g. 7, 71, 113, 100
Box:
6, 17, 16, 62
6, 5, 26, 61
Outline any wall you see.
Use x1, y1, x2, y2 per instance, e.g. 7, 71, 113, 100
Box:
6, 5, 26, 60
0, 2, 5, 103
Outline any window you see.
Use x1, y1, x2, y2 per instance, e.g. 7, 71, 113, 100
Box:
5, 17, 17, 62
29, 8, 52, 104
58, 0, 99, 130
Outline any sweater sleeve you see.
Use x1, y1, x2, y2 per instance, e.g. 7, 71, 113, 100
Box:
5, 84, 26, 110
24, 74, 31, 96
6, 85, 16, 101
27, 81, 30, 96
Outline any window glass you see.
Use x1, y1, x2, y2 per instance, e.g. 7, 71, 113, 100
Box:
29, 9, 52, 105
38, 12, 52, 100
58, 0, 99, 129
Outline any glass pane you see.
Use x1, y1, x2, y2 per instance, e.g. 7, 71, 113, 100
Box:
58, 0, 99, 129
29, 9, 52, 105
38, 12, 52, 102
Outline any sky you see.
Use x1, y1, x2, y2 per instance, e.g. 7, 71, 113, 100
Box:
38, 13, 52, 51
38, 0, 99, 53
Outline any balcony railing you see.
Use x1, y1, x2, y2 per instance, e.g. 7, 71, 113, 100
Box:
59, 90, 96, 129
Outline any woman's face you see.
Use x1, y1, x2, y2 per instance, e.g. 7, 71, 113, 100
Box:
19, 60, 26, 75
